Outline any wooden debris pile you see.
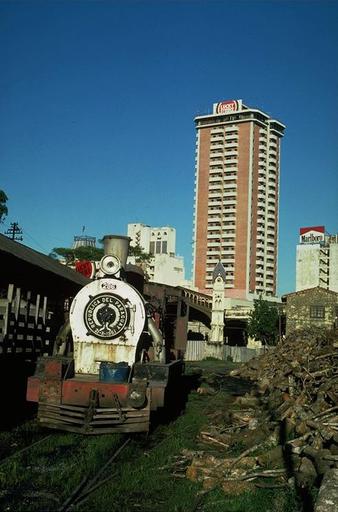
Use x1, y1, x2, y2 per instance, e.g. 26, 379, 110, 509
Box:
229, 328, 338, 503
181, 328, 338, 507
180, 372, 289, 493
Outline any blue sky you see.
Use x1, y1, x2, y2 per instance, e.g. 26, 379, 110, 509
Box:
1, 0, 337, 295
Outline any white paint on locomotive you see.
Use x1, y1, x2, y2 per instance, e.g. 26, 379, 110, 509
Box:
70, 277, 146, 374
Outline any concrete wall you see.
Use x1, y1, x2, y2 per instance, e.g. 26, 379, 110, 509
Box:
330, 244, 338, 292
152, 254, 185, 287
296, 244, 320, 291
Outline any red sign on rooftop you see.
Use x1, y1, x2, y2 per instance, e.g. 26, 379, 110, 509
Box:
299, 226, 325, 244
215, 100, 241, 114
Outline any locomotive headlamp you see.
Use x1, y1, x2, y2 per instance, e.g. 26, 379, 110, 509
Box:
127, 383, 147, 409
99, 255, 121, 276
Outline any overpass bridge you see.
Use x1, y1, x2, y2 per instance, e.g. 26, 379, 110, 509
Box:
144, 282, 252, 349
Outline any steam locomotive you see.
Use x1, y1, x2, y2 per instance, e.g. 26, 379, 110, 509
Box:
26, 235, 184, 434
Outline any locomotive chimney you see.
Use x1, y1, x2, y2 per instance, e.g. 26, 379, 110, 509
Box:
103, 235, 130, 269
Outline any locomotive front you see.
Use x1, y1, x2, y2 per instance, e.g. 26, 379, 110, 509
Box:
26, 235, 183, 434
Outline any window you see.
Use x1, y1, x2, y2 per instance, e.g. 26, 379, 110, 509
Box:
162, 241, 167, 254
149, 242, 155, 255
310, 306, 325, 319
156, 241, 161, 254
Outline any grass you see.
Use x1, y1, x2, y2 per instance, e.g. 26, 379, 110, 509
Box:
0, 360, 300, 512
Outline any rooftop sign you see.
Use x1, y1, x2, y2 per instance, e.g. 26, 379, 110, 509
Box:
299, 226, 325, 244
214, 99, 242, 115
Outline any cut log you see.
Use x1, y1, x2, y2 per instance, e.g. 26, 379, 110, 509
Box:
315, 468, 338, 512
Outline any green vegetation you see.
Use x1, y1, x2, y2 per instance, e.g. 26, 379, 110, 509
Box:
50, 246, 104, 264
0, 190, 8, 224
247, 296, 279, 346
128, 242, 152, 263
0, 361, 298, 511
50, 242, 151, 266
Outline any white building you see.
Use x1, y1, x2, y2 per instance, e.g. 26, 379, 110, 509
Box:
296, 226, 338, 292
127, 223, 186, 287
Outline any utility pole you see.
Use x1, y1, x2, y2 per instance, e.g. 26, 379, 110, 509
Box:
5, 222, 23, 241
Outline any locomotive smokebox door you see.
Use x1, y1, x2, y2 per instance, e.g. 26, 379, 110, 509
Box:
70, 278, 146, 374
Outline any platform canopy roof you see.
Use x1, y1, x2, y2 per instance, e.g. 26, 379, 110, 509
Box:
0, 233, 89, 297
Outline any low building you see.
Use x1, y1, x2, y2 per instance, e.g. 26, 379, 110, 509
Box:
283, 286, 338, 335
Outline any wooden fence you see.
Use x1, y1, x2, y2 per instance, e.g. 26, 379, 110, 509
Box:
184, 339, 270, 363
0, 284, 59, 358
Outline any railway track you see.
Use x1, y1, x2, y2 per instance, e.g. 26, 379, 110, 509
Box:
0, 424, 154, 512
58, 437, 131, 511
0, 434, 52, 468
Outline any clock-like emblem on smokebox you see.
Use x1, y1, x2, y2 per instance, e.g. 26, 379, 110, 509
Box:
84, 293, 129, 340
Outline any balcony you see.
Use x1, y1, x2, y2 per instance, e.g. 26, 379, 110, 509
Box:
207, 250, 219, 256
210, 143, 224, 151
224, 181, 237, 189
208, 209, 222, 215
224, 157, 237, 165
211, 135, 224, 143
209, 166, 223, 173
225, 142, 238, 149
224, 150, 238, 158
211, 127, 224, 135
210, 151, 224, 159
209, 160, 223, 168
207, 233, 222, 239
209, 192, 223, 199
224, 134, 239, 142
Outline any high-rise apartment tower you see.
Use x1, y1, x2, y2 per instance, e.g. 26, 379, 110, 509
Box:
193, 99, 285, 298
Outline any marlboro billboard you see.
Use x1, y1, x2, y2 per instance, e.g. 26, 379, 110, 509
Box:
299, 226, 325, 244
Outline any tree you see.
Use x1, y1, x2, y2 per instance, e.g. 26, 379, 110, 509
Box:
247, 296, 279, 346
73, 246, 104, 261
50, 247, 76, 265
0, 190, 8, 224
50, 246, 104, 265
128, 243, 151, 263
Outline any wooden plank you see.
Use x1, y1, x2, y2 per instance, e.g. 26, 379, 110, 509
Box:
14, 288, 21, 321
93, 411, 149, 419
90, 417, 149, 426
95, 406, 150, 413
39, 406, 85, 419
45, 403, 87, 413
39, 412, 85, 425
